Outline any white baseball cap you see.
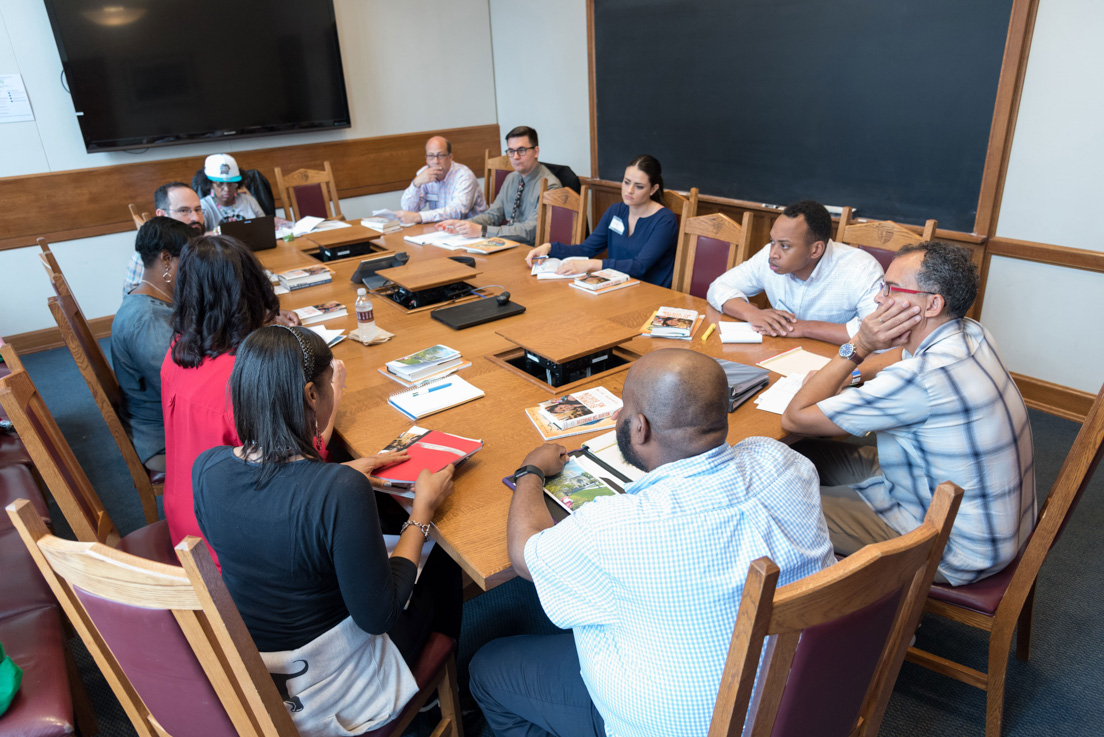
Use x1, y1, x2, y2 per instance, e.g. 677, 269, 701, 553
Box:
204, 153, 242, 183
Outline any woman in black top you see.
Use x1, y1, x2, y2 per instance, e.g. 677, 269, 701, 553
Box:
193, 325, 462, 735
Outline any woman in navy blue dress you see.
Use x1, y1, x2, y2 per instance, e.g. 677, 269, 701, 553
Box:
525, 154, 679, 287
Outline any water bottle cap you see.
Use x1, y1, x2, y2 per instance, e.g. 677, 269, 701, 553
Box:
357, 288, 367, 295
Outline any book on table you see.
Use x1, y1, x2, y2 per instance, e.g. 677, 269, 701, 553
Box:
524, 405, 616, 441
378, 361, 472, 388
277, 265, 334, 291
403, 231, 481, 249
293, 301, 347, 325
639, 307, 702, 339
387, 375, 484, 420
306, 325, 346, 348
385, 344, 463, 382
372, 425, 483, 494
570, 277, 639, 295
572, 268, 630, 291
536, 386, 623, 430
458, 237, 520, 255
530, 256, 589, 279
362, 211, 401, 233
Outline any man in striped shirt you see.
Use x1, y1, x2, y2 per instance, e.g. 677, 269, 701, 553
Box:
395, 135, 487, 224
783, 241, 1036, 586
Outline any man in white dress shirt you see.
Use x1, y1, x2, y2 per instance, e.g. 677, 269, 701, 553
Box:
706, 200, 884, 345
395, 136, 486, 224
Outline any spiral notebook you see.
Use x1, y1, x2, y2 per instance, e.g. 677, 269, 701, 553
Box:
387, 375, 484, 420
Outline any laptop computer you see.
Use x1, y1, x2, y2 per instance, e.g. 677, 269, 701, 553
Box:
218, 216, 277, 251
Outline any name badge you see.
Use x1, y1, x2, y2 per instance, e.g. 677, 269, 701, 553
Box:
425, 194, 439, 202
609, 216, 625, 235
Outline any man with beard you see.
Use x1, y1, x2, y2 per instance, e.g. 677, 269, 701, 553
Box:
469, 349, 834, 737
122, 182, 206, 294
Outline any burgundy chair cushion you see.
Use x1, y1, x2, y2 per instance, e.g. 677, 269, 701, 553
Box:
689, 236, 733, 298
927, 554, 1021, 616
117, 520, 179, 567
492, 170, 510, 201
769, 589, 903, 737
0, 434, 32, 469
74, 586, 240, 737
0, 464, 50, 530
362, 633, 457, 737
293, 183, 327, 219
548, 206, 575, 244
0, 529, 55, 617
0, 607, 75, 737
860, 246, 896, 272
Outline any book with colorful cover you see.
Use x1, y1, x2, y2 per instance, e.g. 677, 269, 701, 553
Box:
458, 237, 520, 255
573, 269, 630, 291
378, 361, 472, 388
373, 426, 483, 489
569, 278, 640, 295
500, 450, 630, 514
524, 405, 616, 441
385, 344, 462, 381
537, 386, 623, 430
277, 265, 333, 291
293, 300, 347, 325
639, 307, 704, 340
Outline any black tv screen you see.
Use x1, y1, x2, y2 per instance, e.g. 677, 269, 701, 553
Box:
44, 0, 351, 152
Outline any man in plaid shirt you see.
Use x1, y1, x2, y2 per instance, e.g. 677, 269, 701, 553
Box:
395, 135, 486, 224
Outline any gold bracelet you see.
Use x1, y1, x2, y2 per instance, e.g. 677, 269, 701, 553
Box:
400, 519, 431, 540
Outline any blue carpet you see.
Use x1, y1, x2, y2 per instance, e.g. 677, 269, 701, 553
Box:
14, 343, 1103, 736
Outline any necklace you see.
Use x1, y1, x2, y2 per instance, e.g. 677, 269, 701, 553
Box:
138, 280, 173, 302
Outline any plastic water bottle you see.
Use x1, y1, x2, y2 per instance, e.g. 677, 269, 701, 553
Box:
355, 288, 377, 340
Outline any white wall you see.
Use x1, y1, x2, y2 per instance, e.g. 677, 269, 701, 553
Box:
980, 0, 1104, 393
0, 0, 497, 336
488, 0, 591, 180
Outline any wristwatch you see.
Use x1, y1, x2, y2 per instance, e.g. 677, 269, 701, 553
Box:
481, 224, 488, 237
513, 465, 546, 485
839, 342, 865, 365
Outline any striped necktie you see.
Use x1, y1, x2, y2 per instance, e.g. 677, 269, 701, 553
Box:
508, 176, 525, 223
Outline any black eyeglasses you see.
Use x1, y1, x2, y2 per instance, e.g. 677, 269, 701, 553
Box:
505, 146, 535, 158
425, 152, 450, 160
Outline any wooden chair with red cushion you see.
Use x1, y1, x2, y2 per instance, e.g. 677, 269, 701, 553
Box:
37, 239, 162, 525
708, 482, 963, 737
904, 381, 1104, 737
836, 208, 938, 272
535, 181, 589, 246
672, 212, 754, 299
274, 161, 344, 222
484, 149, 513, 205
7, 500, 464, 737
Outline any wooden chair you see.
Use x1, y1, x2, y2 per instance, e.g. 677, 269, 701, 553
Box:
905, 382, 1104, 737
128, 203, 149, 230
663, 187, 700, 229
535, 180, 588, 246
0, 369, 174, 565
709, 482, 963, 737
672, 212, 754, 298
274, 161, 344, 222
38, 240, 162, 525
484, 148, 512, 204
7, 501, 465, 737
836, 208, 937, 272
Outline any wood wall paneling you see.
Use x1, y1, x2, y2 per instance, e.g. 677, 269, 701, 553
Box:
0, 125, 501, 251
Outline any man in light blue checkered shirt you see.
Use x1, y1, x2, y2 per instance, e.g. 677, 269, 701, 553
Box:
470, 349, 834, 737
783, 242, 1036, 587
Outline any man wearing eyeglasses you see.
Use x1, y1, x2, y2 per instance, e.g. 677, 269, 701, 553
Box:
200, 153, 267, 232
395, 136, 487, 225
122, 181, 207, 295
706, 200, 884, 344
437, 125, 561, 245
782, 242, 1036, 587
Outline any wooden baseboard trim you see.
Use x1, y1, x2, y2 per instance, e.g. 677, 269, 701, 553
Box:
1011, 372, 1094, 422
5, 316, 114, 355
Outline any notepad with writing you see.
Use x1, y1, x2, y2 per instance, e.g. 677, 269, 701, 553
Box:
387, 375, 484, 420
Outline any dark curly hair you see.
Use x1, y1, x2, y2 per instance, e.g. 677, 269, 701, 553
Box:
896, 241, 979, 319
170, 235, 280, 368
782, 200, 832, 245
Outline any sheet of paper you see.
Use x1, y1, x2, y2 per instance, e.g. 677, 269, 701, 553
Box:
0, 74, 34, 123
754, 373, 807, 415
757, 347, 831, 377
718, 321, 764, 344
307, 325, 345, 346
291, 216, 325, 236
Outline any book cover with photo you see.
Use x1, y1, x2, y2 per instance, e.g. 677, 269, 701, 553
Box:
573, 268, 629, 291
537, 386, 622, 430
640, 307, 703, 339
542, 457, 618, 513
293, 300, 347, 325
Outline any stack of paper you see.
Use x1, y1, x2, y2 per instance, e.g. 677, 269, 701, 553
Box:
754, 373, 807, 415
717, 321, 764, 344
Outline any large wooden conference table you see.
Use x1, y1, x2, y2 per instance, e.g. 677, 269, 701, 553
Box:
258, 224, 835, 590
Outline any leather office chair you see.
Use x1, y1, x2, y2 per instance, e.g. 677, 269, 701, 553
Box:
0, 369, 175, 565
672, 212, 754, 298
274, 160, 344, 222
709, 482, 963, 737
128, 204, 149, 230
8, 501, 465, 737
37, 240, 162, 525
836, 208, 938, 272
535, 180, 589, 246
905, 382, 1104, 737
542, 162, 582, 195
192, 167, 277, 217
484, 148, 512, 204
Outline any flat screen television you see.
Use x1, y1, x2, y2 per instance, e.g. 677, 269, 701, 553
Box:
43, 0, 351, 152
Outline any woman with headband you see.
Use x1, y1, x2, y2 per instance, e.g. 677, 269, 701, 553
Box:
192, 325, 460, 736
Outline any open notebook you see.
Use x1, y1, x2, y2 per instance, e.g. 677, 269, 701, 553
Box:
387, 375, 484, 420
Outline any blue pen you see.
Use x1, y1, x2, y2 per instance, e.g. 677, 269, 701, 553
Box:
411, 382, 451, 397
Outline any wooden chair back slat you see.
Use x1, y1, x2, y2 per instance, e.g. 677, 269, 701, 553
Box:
484, 149, 512, 204
663, 187, 699, 230
535, 184, 588, 246
275, 161, 344, 222
673, 212, 754, 297
128, 204, 150, 230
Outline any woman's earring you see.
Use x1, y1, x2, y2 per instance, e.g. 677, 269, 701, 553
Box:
314, 419, 323, 449
162, 268, 172, 283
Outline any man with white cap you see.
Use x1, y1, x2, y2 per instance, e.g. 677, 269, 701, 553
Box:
200, 153, 267, 231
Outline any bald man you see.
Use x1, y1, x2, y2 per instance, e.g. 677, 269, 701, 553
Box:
395, 135, 487, 224
469, 349, 834, 737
